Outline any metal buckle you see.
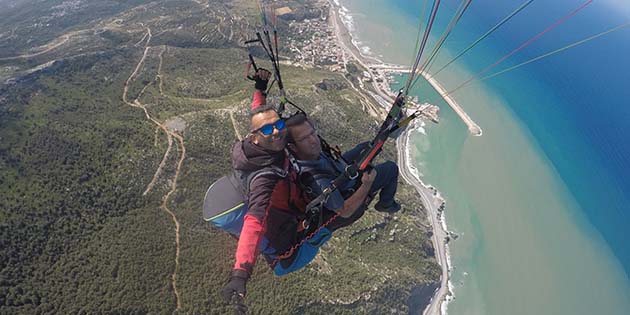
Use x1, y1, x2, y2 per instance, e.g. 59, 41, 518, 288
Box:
346, 165, 359, 180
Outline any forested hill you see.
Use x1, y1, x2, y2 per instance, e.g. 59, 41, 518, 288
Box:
0, 0, 439, 314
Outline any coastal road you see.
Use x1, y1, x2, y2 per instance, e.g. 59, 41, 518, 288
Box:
396, 131, 450, 315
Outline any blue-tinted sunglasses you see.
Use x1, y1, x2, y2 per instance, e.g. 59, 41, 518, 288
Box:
253, 119, 286, 136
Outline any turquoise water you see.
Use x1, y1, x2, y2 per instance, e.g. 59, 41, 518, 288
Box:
337, 0, 630, 314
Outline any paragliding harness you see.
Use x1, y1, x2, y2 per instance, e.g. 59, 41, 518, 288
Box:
202, 162, 292, 257
202, 151, 334, 274
203, 164, 285, 235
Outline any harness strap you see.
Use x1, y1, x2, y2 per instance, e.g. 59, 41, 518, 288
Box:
244, 165, 287, 197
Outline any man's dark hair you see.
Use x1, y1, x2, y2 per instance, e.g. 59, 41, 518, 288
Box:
250, 104, 276, 116
285, 112, 316, 143
285, 111, 308, 127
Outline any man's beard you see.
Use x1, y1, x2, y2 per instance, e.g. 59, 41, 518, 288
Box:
262, 133, 286, 152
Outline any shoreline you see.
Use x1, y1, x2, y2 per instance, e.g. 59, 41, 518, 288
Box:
397, 128, 452, 315
326, 1, 454, 314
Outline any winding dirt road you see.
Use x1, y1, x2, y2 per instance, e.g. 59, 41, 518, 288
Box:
122, 27, 183, 311
0, 34, 72, 61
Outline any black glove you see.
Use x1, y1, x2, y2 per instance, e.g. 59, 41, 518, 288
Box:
253, 68, 271, 91
230, 294, 247, 315
222, 269, 249, 303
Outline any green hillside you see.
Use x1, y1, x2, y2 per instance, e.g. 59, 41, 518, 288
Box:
0, 0, 439, 314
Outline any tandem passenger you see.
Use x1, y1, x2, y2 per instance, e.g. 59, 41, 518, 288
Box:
285, 112, 401, 232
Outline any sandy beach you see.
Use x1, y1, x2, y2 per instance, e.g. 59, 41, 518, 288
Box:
326, 1, 454, 313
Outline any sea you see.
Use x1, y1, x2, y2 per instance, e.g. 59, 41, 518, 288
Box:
335, 0, 630, 314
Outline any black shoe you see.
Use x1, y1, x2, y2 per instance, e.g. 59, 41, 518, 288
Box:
374, 200, 401, 213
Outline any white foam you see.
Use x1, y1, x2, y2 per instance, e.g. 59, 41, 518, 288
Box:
338, 5, 355, 31
444, 243, 452, 271
335, 4, 388, 63
441, 280, 455, 315
416, 126, 426, 135
404, 135, 424, 178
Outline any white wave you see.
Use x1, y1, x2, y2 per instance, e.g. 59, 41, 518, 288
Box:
360, 45, 372, 55
440, 211, 449, 233
441, 280, 455, 315
408, 160, 423, 178
404, 135, 424, 178
338, 6, 354, 31
349, 37, 377, 58
445, 243, 452, 271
